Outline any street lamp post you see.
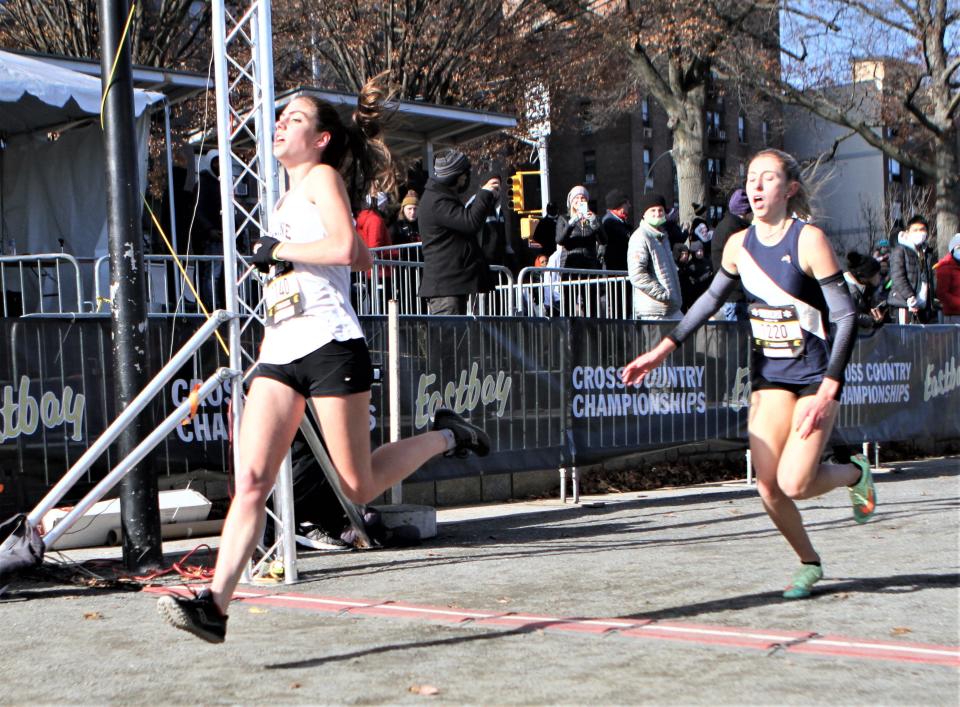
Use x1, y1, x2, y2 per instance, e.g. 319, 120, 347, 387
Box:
643, 149, 673, 194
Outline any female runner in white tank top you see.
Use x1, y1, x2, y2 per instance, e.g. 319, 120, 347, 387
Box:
158, 77, 488, 643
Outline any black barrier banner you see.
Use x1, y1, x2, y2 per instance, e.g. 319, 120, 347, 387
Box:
1, 316, 958, 516
566, 319, 751, 462
835, 325, 960, 444
367, 317, 567, 480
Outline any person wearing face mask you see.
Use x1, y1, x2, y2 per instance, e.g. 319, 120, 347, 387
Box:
626, 193, 682, 319
888, 214, 936, 324
935, 233, 960, 323
417, 149, 501, 315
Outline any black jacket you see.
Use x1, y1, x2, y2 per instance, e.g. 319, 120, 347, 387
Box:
601, 211, 632, 271
417, 180, 498, 297
532, 216, 558, 256
844, 273, 886, 330
556, 213, 606, 270
888, 244, 935, 311
711, 211, 751, 303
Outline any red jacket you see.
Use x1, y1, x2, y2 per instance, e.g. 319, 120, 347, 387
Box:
935, 253, 960, 315
356, 209, 390, 250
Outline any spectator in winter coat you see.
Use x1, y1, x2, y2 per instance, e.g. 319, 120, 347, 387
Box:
390, 190, 421, 247
627, 193, 682, 319
843, 252, 887, 330
531, 202, 559, 257
467, 172, 508, 269
935, 233, 960, 323
685, 238, 713, 304
601, 189, 632, 271
356, 192, 391, 249
418, 149, 500, 315
888, 214, 936, 323
556, 186, 606, 270
711, 188, 752, 320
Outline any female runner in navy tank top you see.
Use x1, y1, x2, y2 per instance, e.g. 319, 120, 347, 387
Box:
622, 149, 876, 600
158, 77, 490, 643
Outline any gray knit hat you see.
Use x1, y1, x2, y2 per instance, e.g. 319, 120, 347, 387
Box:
566, 185, 589, 210
433, 149, 471, 184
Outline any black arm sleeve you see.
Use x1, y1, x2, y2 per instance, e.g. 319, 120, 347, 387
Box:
819, 271, 857, 381
666, 267, 740, 346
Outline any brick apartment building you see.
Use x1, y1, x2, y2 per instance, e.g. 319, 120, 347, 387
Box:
546, 78, 782, 225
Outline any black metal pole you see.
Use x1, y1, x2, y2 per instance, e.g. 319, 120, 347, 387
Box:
99, 0, 163, 571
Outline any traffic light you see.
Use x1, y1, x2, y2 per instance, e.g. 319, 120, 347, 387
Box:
508, 172, 525, 212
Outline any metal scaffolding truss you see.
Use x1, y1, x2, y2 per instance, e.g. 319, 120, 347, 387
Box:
210, 0, 298, 582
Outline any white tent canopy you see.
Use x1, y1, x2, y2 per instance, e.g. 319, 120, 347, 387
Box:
0, 49, 163, 258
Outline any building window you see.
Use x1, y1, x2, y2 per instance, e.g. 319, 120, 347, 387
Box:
709, 205, 725, 223
706, 110, 724, 140
584, 150, 597, 184
737, 114, 746, 143
642, 147, 652, 179
707, 157, 725, 186
761, 120, 770, 145
578, 100, 593, 135
641, 97, 650, 127
738, 161, 746, 179
888, 157, 902, 183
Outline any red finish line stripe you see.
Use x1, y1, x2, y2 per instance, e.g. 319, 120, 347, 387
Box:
144, 586, 960, 667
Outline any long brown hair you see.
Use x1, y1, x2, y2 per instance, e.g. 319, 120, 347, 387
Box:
297, 72, 396, 206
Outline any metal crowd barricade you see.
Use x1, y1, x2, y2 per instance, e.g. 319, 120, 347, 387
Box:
516, 266, 632, 319
0, 253, 86, 316
93, 254, 263, 317
354, 243, 516, 316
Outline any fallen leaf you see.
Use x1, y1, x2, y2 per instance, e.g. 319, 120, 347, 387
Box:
249, 607, 268, 614
290, 682, 302, 689
496, 597, 511, 604
891, 627, 912, 636
409, 684, 440, 696
83, 612, 103, 620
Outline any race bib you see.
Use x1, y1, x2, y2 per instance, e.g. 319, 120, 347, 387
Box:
264, 270, 303, 325
749, 304, 804, 358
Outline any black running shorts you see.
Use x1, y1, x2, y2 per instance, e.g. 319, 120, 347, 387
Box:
254, 337, 372, 397
751, 373, 843, 400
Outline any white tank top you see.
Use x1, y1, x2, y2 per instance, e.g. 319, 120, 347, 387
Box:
257, 185, 364, 365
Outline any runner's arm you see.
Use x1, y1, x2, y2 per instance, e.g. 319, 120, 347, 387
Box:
665, 267, 740, 345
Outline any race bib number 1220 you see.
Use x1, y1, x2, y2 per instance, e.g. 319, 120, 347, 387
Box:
749, 303, 804, 358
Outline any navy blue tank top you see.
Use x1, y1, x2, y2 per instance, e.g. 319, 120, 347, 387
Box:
739, 219, 830, 385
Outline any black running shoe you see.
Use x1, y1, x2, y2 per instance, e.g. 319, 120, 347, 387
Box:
157, 588, 227, 643
431, 408, 490, 458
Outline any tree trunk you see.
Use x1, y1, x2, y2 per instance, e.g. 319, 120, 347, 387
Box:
933, 136, 960, 255
671, 86, 707, 226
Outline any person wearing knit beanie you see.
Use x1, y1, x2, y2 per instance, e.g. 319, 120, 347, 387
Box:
846, 251, 880, 281
935, 233, 960, 322
401, 190, 418, 209
391, 190, 421, 245
433, 149, 472, 186
636, 193, 666, 221
843, 251, 886, 329
566, 185, 589, 212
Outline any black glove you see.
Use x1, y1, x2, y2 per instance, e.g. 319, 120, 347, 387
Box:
251, 236, 281, 273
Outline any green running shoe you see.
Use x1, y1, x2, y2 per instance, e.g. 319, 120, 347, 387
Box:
783, 563, 824, 600
848, 454, 877, 524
